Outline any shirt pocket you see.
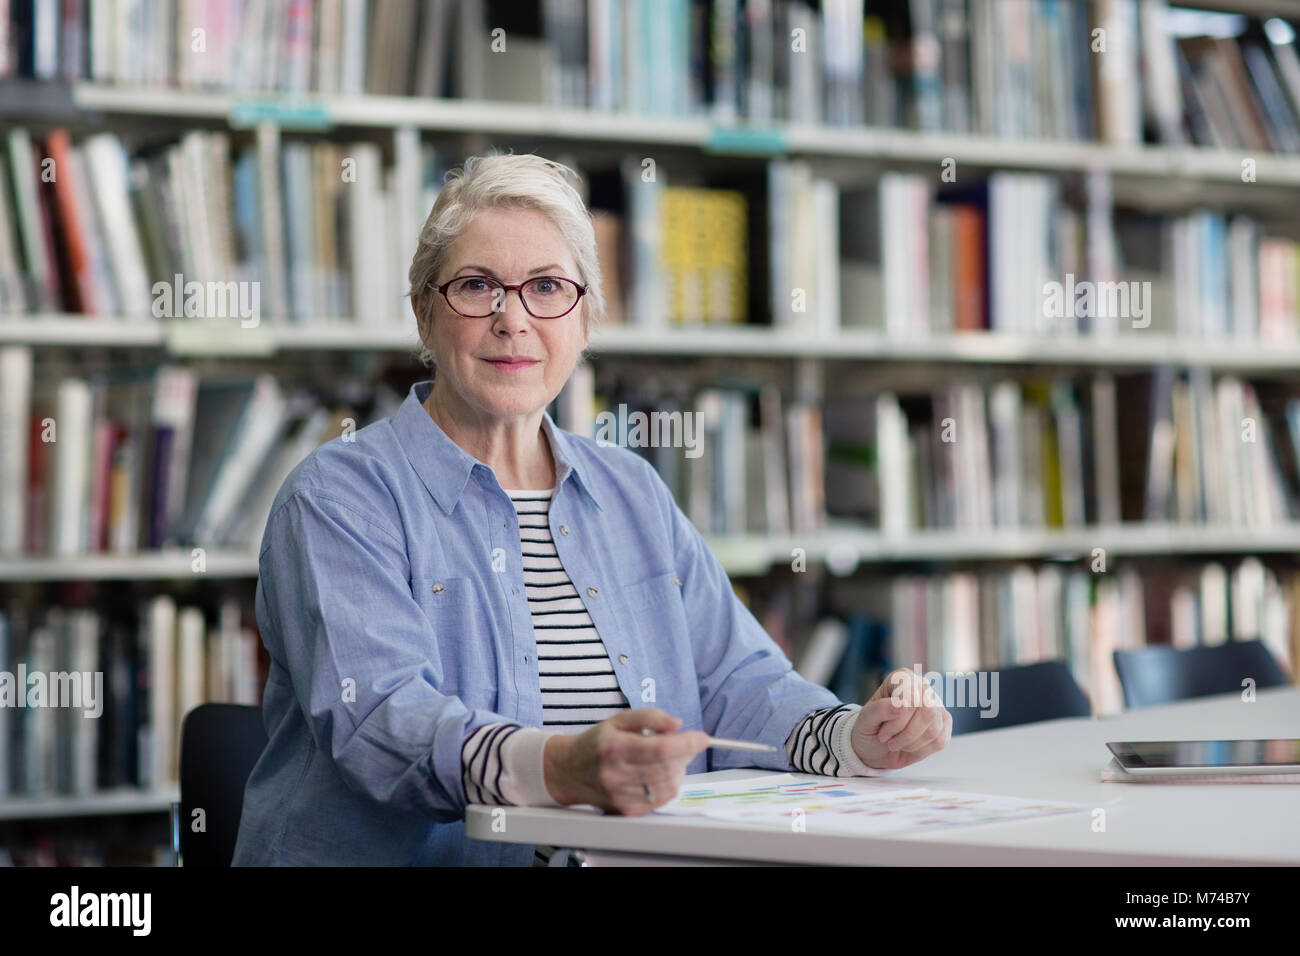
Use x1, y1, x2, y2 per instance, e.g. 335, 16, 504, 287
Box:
620, 570, 683, 616
414, 576, 478, 614
412, 576, 492, 708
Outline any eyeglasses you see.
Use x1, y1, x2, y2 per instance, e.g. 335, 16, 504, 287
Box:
431, 275, 587, 319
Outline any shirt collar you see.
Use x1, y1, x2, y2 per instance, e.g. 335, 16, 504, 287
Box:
394, 380, 603, 515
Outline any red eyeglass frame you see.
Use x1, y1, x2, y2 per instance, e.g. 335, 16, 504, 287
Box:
430, 275, 588, 319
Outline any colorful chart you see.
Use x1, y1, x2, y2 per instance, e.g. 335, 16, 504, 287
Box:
653, 774, 1089, 835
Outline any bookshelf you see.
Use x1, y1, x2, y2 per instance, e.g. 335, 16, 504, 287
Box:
28, 81, 1300, 190
0, 787, 179, 822
15, 314, 1300, 368
5, 522, 1300, 583
3, 0, 1300, 865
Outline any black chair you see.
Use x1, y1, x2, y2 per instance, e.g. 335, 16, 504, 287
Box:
171, 703, 268, 867
941, 660, 1092, 735
1113, 639, 1291, 710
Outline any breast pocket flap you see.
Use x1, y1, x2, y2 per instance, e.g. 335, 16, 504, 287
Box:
620, 571, 682, 616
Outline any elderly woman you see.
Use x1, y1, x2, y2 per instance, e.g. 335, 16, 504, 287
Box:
232, 153, 951, 866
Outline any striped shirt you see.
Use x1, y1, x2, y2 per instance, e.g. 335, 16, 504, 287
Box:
460, 488, 876, 812
512, 488, 631, 727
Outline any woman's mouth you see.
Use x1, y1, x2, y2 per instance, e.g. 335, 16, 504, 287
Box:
483, 357, 539, 371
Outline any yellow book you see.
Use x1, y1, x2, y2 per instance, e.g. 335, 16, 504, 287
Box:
701, 190, 747, 323
659, 188, 697, 325
1023, 382, 1063, 528
660, 187, 748, 325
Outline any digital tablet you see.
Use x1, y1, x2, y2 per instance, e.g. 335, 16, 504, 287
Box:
1105, 739, 1300, 775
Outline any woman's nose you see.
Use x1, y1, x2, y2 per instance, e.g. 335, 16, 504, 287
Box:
492, 290, 531, 333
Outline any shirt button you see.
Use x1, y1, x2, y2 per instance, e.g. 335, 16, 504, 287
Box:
587, 586, 598, 597
618, 654, 629, 665
560, 525, 569, 535
432, 582, 445, 594
673, 575, 681, 586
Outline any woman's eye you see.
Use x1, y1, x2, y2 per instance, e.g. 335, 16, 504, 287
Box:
532, 279, 556, 294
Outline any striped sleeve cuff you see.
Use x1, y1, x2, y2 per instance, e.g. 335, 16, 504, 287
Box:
498, 727, 566, 807
462, 723, 522, 805
461, 723, 566, 806
829, 705, 883, 777
785, 704, 884, 777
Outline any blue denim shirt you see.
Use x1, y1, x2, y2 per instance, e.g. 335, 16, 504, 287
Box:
232, 379, 842, 865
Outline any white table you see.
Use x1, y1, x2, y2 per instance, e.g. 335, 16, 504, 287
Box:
465, 687, 1300, 865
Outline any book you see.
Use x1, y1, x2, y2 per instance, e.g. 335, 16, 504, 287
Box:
0, 0, 1287, 157
0, 362, 395, 556
0, 346, 31, 553
0, 596, 265, 801
660, 186, 747, 325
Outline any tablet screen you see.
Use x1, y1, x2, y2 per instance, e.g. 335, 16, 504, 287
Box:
1107, 739, 1300, 769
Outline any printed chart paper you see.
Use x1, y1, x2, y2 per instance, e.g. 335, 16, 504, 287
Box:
653, 774, 1089, 835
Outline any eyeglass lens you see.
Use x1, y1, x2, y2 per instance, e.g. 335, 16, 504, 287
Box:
446, 276, 578, 317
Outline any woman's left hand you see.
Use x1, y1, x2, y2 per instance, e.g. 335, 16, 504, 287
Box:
849, 668, 952, 771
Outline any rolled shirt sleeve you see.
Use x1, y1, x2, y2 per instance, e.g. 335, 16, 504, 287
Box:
256, 487, 521, 822
639, 459, 847, 772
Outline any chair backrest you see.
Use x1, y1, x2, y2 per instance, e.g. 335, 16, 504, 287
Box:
943, 659, 1092, 735
1113, 639, 1290, 710
178, 703, 268, 867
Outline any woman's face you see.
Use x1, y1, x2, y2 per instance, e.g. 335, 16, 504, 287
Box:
425, 206, 588, 423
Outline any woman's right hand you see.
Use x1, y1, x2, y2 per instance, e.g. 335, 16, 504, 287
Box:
543, 709, 709, 814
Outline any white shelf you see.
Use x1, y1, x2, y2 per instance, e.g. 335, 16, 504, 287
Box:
0, 787, 179, 821
72, 84, 711, 146
784, 121, 1300, 186
7, 315, 1300, 369
64, 82, 1300, 187
266, 322, 420, 351
712, 524, 1300, 575
0, 316, 165, 346
0, 549, 260, 581
815, 523, 1300, 565
5, 525, 1299, 582
0, 315, 419, 352
592, 326, 1300, 368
